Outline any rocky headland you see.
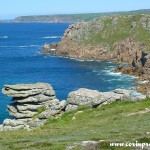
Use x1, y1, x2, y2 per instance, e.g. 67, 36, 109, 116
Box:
0, 82, 146, 131
41, 14, 150, 95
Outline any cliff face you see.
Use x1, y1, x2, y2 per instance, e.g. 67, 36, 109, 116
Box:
42, 14, 150, 94
43, 14, 150, 59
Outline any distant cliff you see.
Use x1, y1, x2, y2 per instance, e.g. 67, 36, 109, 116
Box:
12, 14, 103, 23
8, 9, 150, 23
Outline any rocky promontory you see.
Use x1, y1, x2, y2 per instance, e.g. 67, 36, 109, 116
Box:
41, 14, 150, 95
0, 82, 146, 131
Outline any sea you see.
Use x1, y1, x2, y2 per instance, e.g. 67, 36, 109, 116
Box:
0, 23, 138, 123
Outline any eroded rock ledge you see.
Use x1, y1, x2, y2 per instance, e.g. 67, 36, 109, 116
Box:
0, 83, 66, 131
0, 83, 146, 131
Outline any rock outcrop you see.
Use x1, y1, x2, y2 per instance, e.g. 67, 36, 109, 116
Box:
1, 83, 146, 131
65, 88, 146, 112
65, 140, 103, 150
1, 83, 66, 131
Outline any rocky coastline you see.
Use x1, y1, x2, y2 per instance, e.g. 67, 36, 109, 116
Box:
40, 14, 150, 96
0, 82, 146, 131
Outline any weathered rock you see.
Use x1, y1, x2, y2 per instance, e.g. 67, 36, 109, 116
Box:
1, 82, 146, 131
67, 88, 104, 106
2, 82, 55, 98
14, 94, 55, 103
1, 118, 46, 130
3, 119, 26, 127
1, 83, 65, 130
27, 118, 45, 128
38, 100, 67, 118
0, 125, 25, 131
65, 104, 78, 112
38, 109, 61, 119
7, 103, 42, 114
65, 140, 110, 150
51, 100, 67, 110
66, 88, 146, 111
8, 110, 37, 119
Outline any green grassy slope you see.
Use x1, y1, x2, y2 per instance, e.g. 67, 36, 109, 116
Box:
0, 99, 150, 150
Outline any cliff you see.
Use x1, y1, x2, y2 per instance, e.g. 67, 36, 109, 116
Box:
43, 14, 150, 58
42, 14, 150, 95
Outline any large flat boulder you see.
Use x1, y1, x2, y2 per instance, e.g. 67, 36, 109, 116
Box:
2, 82, 55, 98
67, 88, 105, 106
65, 88, 145, 112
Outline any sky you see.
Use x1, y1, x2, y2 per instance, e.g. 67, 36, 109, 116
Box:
0, 0, 150, 19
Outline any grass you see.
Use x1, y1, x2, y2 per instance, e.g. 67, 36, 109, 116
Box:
32, 106, 46, 118
0, 98, 150, 149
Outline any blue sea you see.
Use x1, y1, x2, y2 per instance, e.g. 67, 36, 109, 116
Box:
0, 23, 138, 123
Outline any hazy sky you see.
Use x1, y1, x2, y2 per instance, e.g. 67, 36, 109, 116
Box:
0, 0, 150, 19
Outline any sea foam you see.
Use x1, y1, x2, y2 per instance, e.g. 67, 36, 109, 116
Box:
0, 36, 8, 39
43, 36, 62, 39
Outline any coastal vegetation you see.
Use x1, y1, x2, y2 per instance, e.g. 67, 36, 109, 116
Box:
0, 98, 150, 149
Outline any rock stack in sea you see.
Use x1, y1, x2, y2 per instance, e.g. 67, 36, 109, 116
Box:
0, 83, 66, 130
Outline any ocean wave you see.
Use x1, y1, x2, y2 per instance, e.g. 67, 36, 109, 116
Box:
92, 70, 97, 73
0, 45, 41, 48
0, 36, 8, 39
131, 91, 144, 97
107, 61, 112, 63
102, 70, 122, 76
43, 36, 62, 39
107, 79, 117, 82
